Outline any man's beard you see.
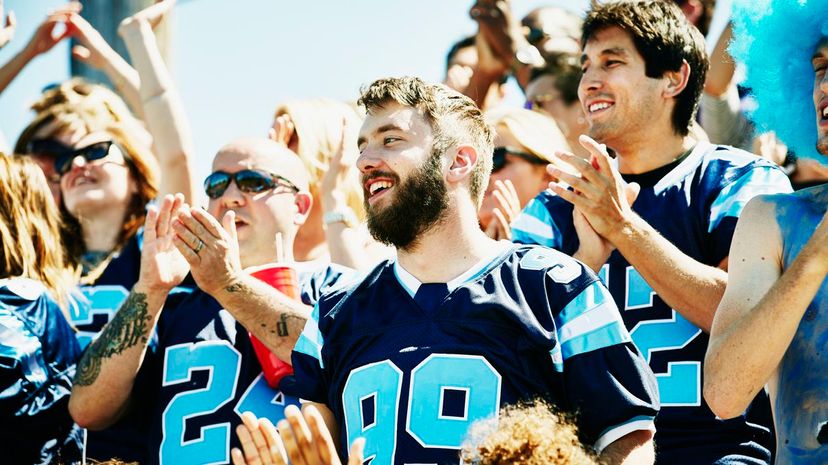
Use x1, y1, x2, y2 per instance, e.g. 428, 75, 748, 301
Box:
365, 152, 449, 250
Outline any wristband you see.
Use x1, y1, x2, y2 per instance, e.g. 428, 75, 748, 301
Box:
323, 209, 358, 228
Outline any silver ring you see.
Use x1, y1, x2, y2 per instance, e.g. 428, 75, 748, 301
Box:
194, 239, 205, 254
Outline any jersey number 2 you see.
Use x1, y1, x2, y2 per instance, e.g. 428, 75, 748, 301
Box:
160, 341, 299, 465
624, 267, 702, 407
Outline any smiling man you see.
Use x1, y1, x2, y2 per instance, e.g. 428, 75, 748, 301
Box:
510, 1, 792, 464
287, 76, 660, 465
705, 1, 828, 462
69, 139, 353, 465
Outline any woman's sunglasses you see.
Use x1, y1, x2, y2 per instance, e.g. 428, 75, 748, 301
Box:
48, 141, 120, 176
204, 169, 300, 199
492, 147, 549, 172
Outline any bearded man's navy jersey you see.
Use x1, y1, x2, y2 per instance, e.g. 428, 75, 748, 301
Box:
287, 244, 659, 465
137, 264, 353, 465
0, 278, 83, 465
511, 142, 792, 464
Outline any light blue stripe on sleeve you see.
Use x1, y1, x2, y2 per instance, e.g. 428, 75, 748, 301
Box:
511, 197, 561, 248
555, 282, 630, 360
708, 166, 792, 232
560, 320, 629, 359
293, 303, 324, 368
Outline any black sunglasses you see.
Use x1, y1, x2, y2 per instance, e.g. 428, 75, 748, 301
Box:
53, 141, 120, 176
204, 169, 300, 199
492, 147, 548, 172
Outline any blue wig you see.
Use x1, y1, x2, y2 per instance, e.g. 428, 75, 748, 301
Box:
731, 0, 828, 158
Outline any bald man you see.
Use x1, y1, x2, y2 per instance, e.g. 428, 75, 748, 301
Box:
70, 138, 354, 464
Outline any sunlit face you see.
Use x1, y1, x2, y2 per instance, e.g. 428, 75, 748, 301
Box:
59, 130, 136, 219
357, 102, 449, 249
479, 125, 549, 229
207, 148, 304, 268
811, 41, 828, 155
578, 27, 665, 146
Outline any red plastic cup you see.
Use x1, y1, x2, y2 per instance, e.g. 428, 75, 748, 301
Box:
248, 264, 299, 388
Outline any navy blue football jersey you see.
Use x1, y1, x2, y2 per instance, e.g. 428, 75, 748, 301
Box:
0, 278, 83, 465
511, 143, 792, 464
69, 232, 143, 349
287, 244, 659, 465
69, 231, 196, 463
141, 264, 353, 465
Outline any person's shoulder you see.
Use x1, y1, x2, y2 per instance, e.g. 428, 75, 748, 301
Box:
315, 259, 394, 317
508, 244, 596, 289
702, 143, 786, 175
0, 277, 50, 303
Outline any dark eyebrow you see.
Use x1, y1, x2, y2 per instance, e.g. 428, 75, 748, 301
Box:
581, 47, 628, 64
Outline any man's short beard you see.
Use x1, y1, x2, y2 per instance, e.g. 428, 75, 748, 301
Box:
365, 151, 449, 250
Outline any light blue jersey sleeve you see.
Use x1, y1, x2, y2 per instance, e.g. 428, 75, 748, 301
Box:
511, 195, 563, 248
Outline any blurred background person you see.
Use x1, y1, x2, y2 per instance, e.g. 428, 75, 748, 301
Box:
270, 98, 387, 270
0, 152, 84, 465
524, 51, 589, 158
480, 107, 570, 239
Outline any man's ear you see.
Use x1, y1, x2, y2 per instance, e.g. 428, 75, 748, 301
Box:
446, 144, 479, 185
293, 190, 313, 226
663, 60, 691, 99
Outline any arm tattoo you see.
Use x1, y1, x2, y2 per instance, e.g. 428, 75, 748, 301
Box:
225, 281, 248, 293
74, 291, 152, 386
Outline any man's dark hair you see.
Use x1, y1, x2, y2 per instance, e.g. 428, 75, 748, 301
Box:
445, 36, 477, 70
445, 36, 508, 85
582, 0, 709, 136
529, 53, 582, 106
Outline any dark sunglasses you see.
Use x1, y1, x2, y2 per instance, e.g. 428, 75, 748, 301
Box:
204, 169, 300, 199
52, 141, 120, 176
492, 147, 549, 173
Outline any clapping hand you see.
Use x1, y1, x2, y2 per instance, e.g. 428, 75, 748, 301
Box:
231, 406, 365, 465
484, 179, 521, 240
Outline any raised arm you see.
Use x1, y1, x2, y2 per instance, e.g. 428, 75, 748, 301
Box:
172, 207, 311, 363
65, 13, 142, 118
0, 5, 77, 96
704, 196, 828, 418
118, 0, 196, 202
69, 194, 189, 429
320, 120, 382, 270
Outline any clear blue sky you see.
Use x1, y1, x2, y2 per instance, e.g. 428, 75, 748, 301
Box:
0, 0, 587, 181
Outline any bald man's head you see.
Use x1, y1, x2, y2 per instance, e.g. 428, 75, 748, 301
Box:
214, 137, 310, 192
207, 137, 313, 267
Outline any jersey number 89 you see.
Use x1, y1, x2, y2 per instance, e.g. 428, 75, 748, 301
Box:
342, 354, 502, 465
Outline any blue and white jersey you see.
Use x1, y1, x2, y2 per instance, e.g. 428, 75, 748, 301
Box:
512, 142, 792, 464
141, 264, 353, 465
287, 244, 659, 465
0, 278, 83, 465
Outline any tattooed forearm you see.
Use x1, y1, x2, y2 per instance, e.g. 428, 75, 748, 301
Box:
74, 291, 152, 386
225, 281, 249, 293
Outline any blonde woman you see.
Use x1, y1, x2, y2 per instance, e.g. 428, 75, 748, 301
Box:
0, 153, 84, 465
271, 98, 385, 269
480, 107, 570, 239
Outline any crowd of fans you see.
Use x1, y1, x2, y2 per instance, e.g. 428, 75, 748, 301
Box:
0, 0, 826, 464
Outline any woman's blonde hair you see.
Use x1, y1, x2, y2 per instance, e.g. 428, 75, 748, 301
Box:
273, 98, 365, 220
461, 401, 598, 465
485, 108, 571, 163
15, 105, 159, 280
0, 153, 78, 309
